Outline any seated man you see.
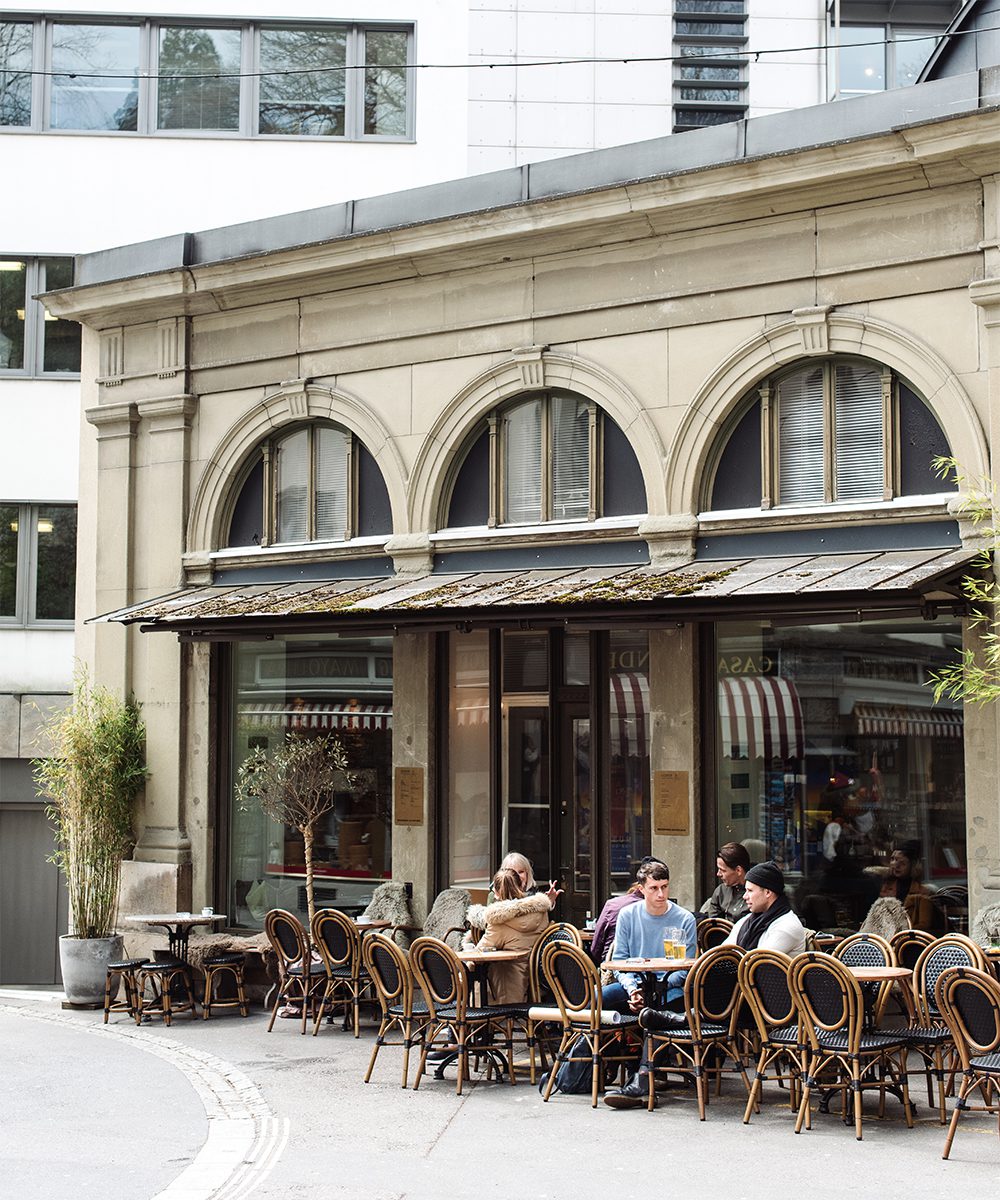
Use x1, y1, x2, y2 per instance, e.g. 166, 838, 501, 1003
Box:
589, 855, 666, 965
699, 841, 750, 923
602, 860, 696, 1016
723, 860, 806, 954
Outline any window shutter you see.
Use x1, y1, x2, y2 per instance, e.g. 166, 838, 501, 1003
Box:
834, 363, 884, 500
550, 393, 591, 520
778, 367, 824, 505
275, 428, 309, 541
314, 426, 349, 540
504, 399, 543, 524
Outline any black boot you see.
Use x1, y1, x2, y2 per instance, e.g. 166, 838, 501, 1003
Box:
639, 1007, 687, 1032
603, 1071, 654, 1109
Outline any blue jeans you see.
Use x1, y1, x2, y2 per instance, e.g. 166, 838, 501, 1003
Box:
601, 982, 634, 1013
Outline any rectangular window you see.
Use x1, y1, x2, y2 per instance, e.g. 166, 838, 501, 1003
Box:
673, 3, 746, 134
835, 22, 946, 98
550, 394, 591, 521
4, 16, 412, 139
834, 363, 884, 501
0, 503, 76, 625
777, 367, 825, 506
0, 20, 32, 127
446, 630, 491, 888
504, 400, 543, 525
0, 257, 80, 376
275, 428, 309, 543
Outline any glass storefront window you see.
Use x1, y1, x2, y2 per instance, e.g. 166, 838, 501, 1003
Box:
715, 617, 965, 933
230, 634, 392, 927
446, 631, 490, 887
609, 631, 650, 892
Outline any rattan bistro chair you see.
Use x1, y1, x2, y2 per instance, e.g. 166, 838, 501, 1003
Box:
889, 929, 935, 971
738, 949, 804, 1125
643, 944, 752, 1119
363, 934, 430, 1088
103, 957, 148, 1025
539, 940, 641, 1107
937, 966, 1000, 1160
311, 908, 366, 1037
833, 932, 896, 1027
264, 909, 325, 1035
697, 918, 733, 952
788, 952, 913, 1141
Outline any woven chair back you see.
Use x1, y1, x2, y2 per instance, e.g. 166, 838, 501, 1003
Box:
737, 949, 795, 1039
409, 937, 468, 1020
697, 918, 733, 952
265, 908, 310, 974
542, 941, 600, 1027
363, 933, 414, 1017
311, 908, 358, 973
938, 967, 1000, 1070
528, 922, 581, 1003
914, 934, 987, 1022
788, 953, 864, 1054
688, 944, 744, 1034
889, 928, 934, 971
834, 932, 893, 968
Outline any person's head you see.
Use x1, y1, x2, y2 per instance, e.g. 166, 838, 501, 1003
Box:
492, 867, 526, 902
743, 861, 785, 915
499, 852, 535, 891
716, 842, 750, 887
890, 841, 922, 881
636, 860, 671, 914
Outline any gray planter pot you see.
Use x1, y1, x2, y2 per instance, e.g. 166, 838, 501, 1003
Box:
59, 933, 124, 1006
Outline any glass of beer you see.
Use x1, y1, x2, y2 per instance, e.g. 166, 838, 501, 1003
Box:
663, 936, 675, 959
669, 927, 685, 960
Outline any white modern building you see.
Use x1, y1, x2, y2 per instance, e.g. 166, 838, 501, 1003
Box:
0, 0, 975, 982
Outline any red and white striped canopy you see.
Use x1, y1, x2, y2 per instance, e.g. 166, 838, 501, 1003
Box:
610, 671, 649, 759
718, 675, 803, 762
238, 701, 392, 732
855, 703, 962, 739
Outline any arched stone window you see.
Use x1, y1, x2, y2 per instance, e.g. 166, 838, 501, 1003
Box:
227, 421, 392, 547
444, 389, 647, 529
706, 357, 956, 512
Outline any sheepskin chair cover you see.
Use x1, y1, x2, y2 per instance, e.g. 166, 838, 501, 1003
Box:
361, 882, 413, 945
422, 888, 471, 949
972, 902, 1000, 947
860, 897, 910, 939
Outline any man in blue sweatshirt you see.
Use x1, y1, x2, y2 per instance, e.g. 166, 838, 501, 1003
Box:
602, 859, 696, 1015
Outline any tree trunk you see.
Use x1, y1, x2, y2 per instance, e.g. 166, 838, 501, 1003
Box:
303, 825, 316, 929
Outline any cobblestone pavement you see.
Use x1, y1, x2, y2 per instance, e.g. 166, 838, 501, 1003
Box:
3, 991, 999, 1200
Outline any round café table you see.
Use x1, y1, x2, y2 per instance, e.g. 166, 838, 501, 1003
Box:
124, 912, 228, 963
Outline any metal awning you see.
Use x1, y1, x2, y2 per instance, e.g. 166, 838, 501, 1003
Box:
718, 675, 804, 761
238, 701, 391, 732
854, 702, 963, 739
91, 547, 978, 637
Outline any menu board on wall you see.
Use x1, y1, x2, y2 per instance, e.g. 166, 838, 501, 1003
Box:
394, 767, 424, 826
653, 770, 689, 835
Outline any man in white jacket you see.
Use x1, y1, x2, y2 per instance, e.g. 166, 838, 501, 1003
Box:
723, 861, 806, 955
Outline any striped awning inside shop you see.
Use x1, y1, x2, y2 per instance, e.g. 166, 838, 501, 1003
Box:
611, 671, 649, 759
454, 701, 489, 727
854, 703, 963, 739
238, 701, 392, 732
718, 675, 804, 761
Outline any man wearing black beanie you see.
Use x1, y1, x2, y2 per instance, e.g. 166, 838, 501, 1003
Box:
723, 860, 806, 954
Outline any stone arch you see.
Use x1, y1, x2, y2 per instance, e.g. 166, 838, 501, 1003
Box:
666, 309, 987, 515
408, 348, 667, 531
187, 378, 408, 554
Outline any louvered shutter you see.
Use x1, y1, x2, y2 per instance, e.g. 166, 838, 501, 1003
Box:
551, 393, 591, 520
504, 399, 543, 523
778, 366, 824, 505
314, 426, 349, 540
275, 428, 309, 542
834, 363, 884, 500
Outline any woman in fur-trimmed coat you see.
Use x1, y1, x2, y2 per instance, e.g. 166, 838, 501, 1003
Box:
464, 868, 552, 1005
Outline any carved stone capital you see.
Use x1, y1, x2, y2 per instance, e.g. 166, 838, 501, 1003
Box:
791, 306, 832, 354
85, 400, 138, 440
510, 346, 548, 389
137, 393, 197, 434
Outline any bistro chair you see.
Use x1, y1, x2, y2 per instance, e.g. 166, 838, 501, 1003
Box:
201, 952, 249, 1020
264, 908, 325, 1035
697, 918, 733, 953
137, 959, 197, 1025
937, 966, 1000, 1160
363, 933, 430, 1089
409, 936, 516, 1095
833, 932, 896, 1028
737, 949, 804, 1124
311, 908, 368, 1037
103, 957, 149, 1025
899, 934, 987, 1122
788, 952, 913, 1140
643, 944, 752, 1119
538, 940, 641, 1108
889, 928, 935, 972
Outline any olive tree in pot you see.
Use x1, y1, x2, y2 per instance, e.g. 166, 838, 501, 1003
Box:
34, 671, 147, 1005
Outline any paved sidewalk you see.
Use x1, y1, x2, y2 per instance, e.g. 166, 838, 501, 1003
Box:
2, 992, 998, 1200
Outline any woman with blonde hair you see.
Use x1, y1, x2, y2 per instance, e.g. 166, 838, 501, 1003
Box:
464, 867, 553, 1004
493, 851, 562, 906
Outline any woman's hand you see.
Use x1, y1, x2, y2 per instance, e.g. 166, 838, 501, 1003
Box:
545, 879, 564, 905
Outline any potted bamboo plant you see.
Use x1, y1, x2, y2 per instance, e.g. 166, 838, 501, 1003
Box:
34, 669, 147, 1005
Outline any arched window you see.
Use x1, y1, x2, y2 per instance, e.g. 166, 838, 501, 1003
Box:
707, 357, 955, 512
444, 390, 647, 529
227, 422, 392, 547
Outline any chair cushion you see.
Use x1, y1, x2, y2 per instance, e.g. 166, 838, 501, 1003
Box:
970, 1052, 1000, 1073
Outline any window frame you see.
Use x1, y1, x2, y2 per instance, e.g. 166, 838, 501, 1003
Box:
263, 422, 358, 547
761, 358, 894, 509
832, 19, 950, 99
489, 391, 601, 528
1, 14, 414, 141
672, 2, 748, 134
0, 501, 77, 627
0, 255, 80, 377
